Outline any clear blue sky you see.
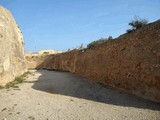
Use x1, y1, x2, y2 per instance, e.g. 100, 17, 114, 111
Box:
0, 0, 160, 52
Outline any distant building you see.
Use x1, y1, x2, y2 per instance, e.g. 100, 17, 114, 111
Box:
38, 50, 62, 55
25, 50, 63, 57
25, 52, 39, 57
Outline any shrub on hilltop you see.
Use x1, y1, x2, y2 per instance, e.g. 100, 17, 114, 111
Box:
127, 16, 148, 33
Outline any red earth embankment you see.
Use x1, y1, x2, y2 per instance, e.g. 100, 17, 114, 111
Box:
36, 50, 78, 73
26, 20, 160, 103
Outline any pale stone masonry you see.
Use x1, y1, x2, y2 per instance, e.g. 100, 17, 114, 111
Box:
0, 5, 26, 85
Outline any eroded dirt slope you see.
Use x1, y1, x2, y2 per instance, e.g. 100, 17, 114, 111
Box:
76, 20, 160, 102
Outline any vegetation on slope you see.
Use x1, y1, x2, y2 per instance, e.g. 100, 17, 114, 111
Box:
0, 71, 31, 89
87, 36, 113, 49
66, 16, 149, 51
126, 16, 148, 33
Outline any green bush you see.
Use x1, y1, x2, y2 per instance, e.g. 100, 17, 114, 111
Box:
0, 85, 4, 89
126, 16, 148, 33
87, 36, 113, 49
108, 36, 113, 40
5, 76, 24, 88
1, 71, 31, 89
126, 29, 134, 33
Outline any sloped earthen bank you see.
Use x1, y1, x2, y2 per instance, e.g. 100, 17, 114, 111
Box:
0, 6, 26, 85
75, 20, 160, 103
26, 20, 160, 103
36, 50, 78, 73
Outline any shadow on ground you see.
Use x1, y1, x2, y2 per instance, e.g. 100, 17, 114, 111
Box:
30, 70, 160, 111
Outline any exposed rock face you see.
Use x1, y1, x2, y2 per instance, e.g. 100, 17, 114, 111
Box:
75, 20, 160, 103
37, 50, 78, 73
26, 20, 160, 103
0, 6, 26, 85
25, 50, 63, 69
25, 55, 46, 69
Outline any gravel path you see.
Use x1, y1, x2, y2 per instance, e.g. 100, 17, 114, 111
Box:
0, 70, 160, 120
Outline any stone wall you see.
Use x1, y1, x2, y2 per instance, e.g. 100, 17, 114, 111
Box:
0, 6, 26, 85
26, 20, 160, 103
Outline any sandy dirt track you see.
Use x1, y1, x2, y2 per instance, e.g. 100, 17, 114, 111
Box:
0, 70, 160, 120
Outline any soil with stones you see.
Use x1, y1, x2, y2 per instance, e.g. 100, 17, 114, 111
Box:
0, 70, 160, 120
